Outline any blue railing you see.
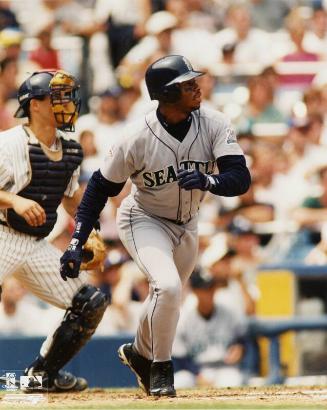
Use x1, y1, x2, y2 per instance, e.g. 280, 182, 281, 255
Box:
248, 315, 327, 384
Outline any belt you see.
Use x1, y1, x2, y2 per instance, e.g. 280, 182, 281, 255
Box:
161, 217, 190, 226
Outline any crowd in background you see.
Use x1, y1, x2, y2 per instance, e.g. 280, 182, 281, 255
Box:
1, 0, 327, 386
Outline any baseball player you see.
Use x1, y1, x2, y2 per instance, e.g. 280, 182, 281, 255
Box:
173, 269, 247, 388
0, 70, 108, 392
60, 55, 251, 397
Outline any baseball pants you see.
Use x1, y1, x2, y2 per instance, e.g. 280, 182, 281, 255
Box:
0, 224, 88, 356
117, 200, 198, 362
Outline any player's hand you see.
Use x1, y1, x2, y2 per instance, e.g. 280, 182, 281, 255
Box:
177, 169, 211, 191
224, 344, 244, 365
60, 240, 83, 281
13, 197, 46, 226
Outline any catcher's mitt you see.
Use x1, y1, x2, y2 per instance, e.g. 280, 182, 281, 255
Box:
80, 230, 106, 271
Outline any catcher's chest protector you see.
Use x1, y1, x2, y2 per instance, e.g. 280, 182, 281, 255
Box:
7, 138, 83, 237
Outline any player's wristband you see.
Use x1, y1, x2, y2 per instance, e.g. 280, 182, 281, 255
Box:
206, 175, 218, 191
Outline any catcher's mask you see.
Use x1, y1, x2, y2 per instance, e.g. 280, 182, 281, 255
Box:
14, 70, 81, 132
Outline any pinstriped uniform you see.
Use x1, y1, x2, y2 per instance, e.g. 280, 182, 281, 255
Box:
0, 125, 88, 308
100, 107, 244, 362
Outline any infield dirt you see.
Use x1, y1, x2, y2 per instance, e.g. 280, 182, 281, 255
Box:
2, 386, 327, 409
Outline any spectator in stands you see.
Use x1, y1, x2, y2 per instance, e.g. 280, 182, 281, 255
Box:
0, 277, 55, 336
306, 112, 324, 144
0, 57, 17, 129
180, 0, 221, 32
164, 0, 218, 69
214, 3, 271, 66
0, 1, 20, 31
279, 8, 320, 87
236, 75, 285, 135
213, 250, 256, 317
122, 10, 178, 66
249, 0, 291, 32
0, 56, 17, 100
29, 17, 61, 70
0, 26, 22, 60
94, 0, 151, 68
303, 86, 323, 117
79, 130, 100, 177
227, 217, 262, 304
292, 164, 327, 248
75, 87, 123, 158
219, 182, 275, 229
0, 27, 39, 85
303, 6, 327, 59
285, 117, 326, 171
173, 269, 247, 388
261, 65, 281, 102
196, 68, 217, 110
200, 232, 257, 317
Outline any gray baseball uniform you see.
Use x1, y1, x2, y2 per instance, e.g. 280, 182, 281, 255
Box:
99, 106, 244, 362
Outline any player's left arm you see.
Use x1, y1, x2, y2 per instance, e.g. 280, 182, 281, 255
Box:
177, 118, 251, 196
211, 154, 251, 196
177, 155, 251, 196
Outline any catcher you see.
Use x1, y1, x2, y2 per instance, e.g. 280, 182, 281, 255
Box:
0, 70, 108, 392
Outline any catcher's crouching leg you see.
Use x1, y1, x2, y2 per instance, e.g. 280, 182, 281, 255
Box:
26, 284, 109, 392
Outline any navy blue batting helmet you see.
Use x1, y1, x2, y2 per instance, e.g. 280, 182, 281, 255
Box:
145, 55, 204, 103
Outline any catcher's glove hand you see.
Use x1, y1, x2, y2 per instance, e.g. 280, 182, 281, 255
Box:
80, 229, 106, 271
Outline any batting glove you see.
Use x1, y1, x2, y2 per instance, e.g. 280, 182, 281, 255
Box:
60, 239, 83, 281
177, 169, 212, 191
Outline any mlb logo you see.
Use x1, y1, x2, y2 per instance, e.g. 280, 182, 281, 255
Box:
20, 375, 43, 390
5, 373, 18, 390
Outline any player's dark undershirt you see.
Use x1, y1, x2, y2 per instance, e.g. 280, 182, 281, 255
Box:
156, 109, 192, 142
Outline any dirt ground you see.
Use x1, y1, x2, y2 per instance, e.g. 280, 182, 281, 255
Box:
2, 386, 327, 409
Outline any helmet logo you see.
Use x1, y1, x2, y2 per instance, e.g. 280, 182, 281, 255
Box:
182, 57, 193, 71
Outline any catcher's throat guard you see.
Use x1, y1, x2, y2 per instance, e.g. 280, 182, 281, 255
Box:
49, 70, 81, 132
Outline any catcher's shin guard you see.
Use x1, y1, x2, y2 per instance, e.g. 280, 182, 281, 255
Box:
27, 284, 109, 377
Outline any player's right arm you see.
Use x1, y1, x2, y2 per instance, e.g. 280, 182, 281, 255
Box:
59, 170, 126, 280
0, 143, 43, 226
0, 191, 46, 227
60, 133, 136, 281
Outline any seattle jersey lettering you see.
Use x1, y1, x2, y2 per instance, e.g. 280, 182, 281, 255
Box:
142, 160, 215, 188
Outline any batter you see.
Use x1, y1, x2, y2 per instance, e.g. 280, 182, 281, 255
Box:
60, 55, 251, 397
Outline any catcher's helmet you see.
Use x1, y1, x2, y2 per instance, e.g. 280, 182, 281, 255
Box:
145, 55, 204, 103
14, 70, 81, 132
14, 71, 54, 118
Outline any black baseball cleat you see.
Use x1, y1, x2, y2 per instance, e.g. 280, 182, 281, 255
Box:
25, 359, 88, 393
149, 360, 176, 397
118, 343, 152, 395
